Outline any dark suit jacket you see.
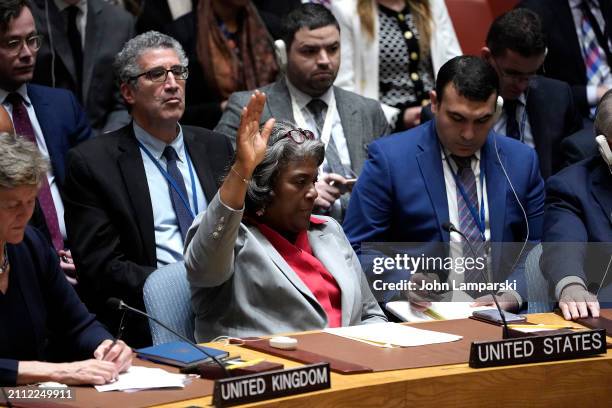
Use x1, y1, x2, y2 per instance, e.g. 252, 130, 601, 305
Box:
421, 76, 582, 179
541, 156, 612, 295
63, 124, 233, 347
343, 120, 545, 300
31, 0, 135, 133
518, 0, 612, 116
0, 227, 111, 386
215, 79, 391, 174
22, 84, 92, 245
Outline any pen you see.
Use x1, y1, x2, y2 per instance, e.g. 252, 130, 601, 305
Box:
103, 311, 126, 360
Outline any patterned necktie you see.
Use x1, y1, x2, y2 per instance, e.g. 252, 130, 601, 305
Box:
6, 93, 64, 251
162, 146, 193, 241
452, 155, 486, 285
67, 6, 83, 101
503, 100, 520, 140
580, 0, 609, 117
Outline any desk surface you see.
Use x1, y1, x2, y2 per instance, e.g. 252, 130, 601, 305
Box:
150, 313, 612, 408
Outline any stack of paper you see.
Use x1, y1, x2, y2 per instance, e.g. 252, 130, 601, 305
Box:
95, 366, 192, 392
324, 322, 462, 347
386, 301, 495, 322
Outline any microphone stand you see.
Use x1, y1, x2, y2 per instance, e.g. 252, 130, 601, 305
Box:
443, 222, 510, 339
109, 299, 231, 378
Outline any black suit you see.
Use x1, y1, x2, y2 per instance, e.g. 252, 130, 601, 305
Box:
63, 124, 233, 347
31, 0, 135, 134
518, 0, 612, 116
420, 76, 582, 179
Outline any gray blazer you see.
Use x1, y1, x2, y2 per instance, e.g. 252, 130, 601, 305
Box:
214, 79, 391, 173
184, 194, 386, 342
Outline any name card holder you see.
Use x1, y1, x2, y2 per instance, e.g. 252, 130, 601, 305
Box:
469, 329, 606, 368
213, 362, 331, 407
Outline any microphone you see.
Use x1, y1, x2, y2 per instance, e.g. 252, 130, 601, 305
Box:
442, 222, 510, 339
106, 298, 230, 377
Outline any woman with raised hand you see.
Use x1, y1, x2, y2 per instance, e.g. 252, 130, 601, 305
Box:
184, 91, 386, 341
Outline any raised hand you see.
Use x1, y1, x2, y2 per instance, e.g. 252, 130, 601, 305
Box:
235, 91, 276, 177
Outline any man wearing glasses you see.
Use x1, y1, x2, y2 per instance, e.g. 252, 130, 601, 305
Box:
0, 0, 92, 283
62, 31, 233, 347
482, 9, 583, 179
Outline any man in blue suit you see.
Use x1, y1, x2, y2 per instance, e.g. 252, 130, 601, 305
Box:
0, 0, 92, 282
344, 56, 545, 312
541, 91, 612, 321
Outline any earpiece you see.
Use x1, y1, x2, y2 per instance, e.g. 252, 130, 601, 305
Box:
274, 39, 287, 72
596, 134, 612, 167
493, 95, 504, 122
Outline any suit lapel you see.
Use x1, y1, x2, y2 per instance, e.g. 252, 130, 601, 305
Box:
591, 162, 612, 227
483, 134, 507, 244
334, 87, 363, 173
249, 226, 321, 308
308, 227, 355, 326
416, 123, 450, 241
183, 128, 218, 203
45, 1, 78, 83
82, 0, 103, 103
265, 79, 295, 122
28, 85, 65, 182
116, 126, 156, 265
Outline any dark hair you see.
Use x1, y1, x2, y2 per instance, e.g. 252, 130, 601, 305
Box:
486, 8, 546, 58
435, 56, 499, 103
595, 89, 612, 138
281, 3, 340, 51
0, 0, 29, 33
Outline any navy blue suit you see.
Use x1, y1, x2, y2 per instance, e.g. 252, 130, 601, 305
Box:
542, 156, 612, 298
343, 120, 545, 300
20, 84, 92, 244
0, 227, 112, 386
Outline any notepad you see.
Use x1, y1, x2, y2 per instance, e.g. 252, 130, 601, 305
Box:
324, 322, 462, 347
136, 341, 228, 368
386, 301, 495, 322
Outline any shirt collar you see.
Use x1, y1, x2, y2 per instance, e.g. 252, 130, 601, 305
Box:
285, 77, 334, 110
440, 145, 481, 162
0, 84, 31, 106
54, 0, 87, 13
133, 121, 186, 162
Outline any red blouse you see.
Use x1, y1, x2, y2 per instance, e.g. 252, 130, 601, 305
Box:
255, 217, 342, 328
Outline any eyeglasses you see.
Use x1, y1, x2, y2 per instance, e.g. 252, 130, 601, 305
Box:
491, 58, 536, 83
281, 128, 315, 144
130, 65, 189, 83
1, 35, 43, 56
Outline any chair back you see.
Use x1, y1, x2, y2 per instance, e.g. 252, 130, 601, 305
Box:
143, 262, 195, 344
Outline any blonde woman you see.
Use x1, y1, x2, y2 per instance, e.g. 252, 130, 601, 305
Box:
331, 0, 461, 129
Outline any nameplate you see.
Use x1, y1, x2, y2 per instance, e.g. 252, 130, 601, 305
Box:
212, 362, 331, 407
469, 329, 606, 368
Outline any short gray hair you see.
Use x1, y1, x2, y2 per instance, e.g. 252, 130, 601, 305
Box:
113, 31, 188, 85
595, 89, 612, 139
0, 132, 49, 189
245, 121, 325, 213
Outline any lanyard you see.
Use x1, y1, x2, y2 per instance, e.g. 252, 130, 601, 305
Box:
137, 141, 198, 218
445, 151, 486, 241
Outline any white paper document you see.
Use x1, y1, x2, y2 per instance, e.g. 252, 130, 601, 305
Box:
386, 301, 495, 322
324, 322, 462, 347
95, 366, 191, 392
